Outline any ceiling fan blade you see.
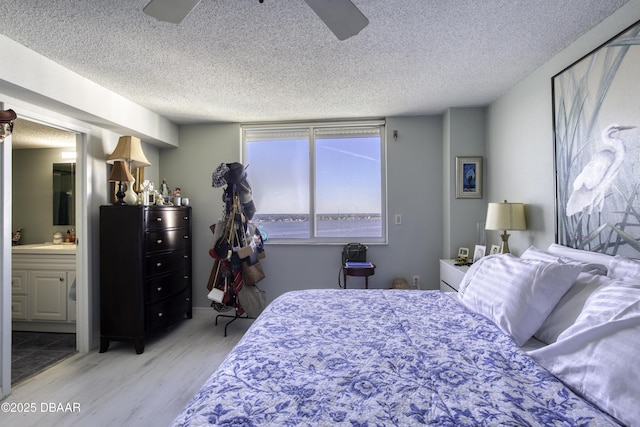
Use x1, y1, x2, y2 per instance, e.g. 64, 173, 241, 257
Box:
143, 0, 202, 24
304, 0, 369, 41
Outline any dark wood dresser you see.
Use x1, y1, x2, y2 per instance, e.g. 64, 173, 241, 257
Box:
99, 205, 192, 354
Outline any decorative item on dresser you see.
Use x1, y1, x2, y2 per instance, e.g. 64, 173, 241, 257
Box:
107, 161, 134, 206
99, 205, 192, 354
107, 135, 151, 205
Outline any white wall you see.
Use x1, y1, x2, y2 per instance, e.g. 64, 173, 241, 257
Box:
159, 116, 445, 308
486, 0, 640, 254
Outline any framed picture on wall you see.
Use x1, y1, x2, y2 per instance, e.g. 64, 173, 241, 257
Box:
456, 157, 483, 199
553, 19, 640, 257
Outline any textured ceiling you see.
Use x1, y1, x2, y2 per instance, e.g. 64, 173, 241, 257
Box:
0, 0, 630, 126
10, 119, 76, 149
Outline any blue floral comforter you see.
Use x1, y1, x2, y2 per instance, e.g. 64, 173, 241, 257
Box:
172, 289, 619, 426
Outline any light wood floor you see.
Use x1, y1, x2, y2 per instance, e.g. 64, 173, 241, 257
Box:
0, 309, 252, 427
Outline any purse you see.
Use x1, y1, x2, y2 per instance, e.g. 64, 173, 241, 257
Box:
207, 270, 226, 303
238, 284, 266, 318
342, 242, 367, 264
213, 205, 237, 260
242, 259, 265, 286
207, 287, 225, 303
237, 227, 256, 259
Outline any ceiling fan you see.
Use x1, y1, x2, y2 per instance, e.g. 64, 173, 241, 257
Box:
143, 0, 369, 41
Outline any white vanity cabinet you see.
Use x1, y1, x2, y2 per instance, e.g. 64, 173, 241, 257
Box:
29, 270, 69, 321
11, 270, 28, 320
12, 245, 76, 332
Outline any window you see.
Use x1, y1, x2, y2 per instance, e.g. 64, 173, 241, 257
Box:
242, 121, 386, 244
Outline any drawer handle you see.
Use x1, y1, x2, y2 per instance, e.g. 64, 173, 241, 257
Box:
156, 239, 163, 244
184, 255, 189, 259
158, 312, 163, 317
156, 262, 162, 267
157, 287, 163, 291
156, 217, 162, 222
183, 275, 189, 279
183, 235, 189, 239
183, 216, 188, 220
59, 277, 64, 282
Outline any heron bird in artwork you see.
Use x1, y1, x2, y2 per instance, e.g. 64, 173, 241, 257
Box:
566, 123, 636, 217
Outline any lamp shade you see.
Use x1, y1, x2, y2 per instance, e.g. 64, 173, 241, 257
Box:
485, 201, 527, 231
107, 136, 151, 168
108, 160, 134, 182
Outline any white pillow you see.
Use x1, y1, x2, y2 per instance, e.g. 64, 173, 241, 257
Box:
521, 245, 562, 263
534, 272, 611, 344
521, 246, 607, 275
607, 255, 640, 280
458, 254, 581, 346
529, 279, 640, 427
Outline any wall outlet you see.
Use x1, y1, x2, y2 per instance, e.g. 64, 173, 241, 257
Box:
412, 275, 419, 288
395, 214, 402, 225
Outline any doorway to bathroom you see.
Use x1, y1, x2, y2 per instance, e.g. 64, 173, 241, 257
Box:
10, 118, 78, 384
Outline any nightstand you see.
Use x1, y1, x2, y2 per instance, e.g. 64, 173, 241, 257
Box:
439, 259, 470, 292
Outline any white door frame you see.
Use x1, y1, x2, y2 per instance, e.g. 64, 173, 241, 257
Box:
0, 103, 91, 398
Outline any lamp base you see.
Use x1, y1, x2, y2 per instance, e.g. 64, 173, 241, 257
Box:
123, 180, 138, 205
499, 230, 511, 254
113, 182, 126, 206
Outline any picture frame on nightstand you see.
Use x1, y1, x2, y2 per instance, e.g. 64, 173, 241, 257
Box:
490, 244, 500, 255
473, 245, 486, 263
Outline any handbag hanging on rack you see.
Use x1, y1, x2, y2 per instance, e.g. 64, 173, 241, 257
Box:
233, 208, 265, 286
238, 284, 266, 317
242, 259, 265, 286
212, 197, 239, 260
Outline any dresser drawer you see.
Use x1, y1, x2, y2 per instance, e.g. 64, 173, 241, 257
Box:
145, 250, 188, 276
145, 208, 191, 231
146, 287, 191, 330
171, 287, 192, 319
145, 273, 179, 304
145, 229, 190, 252
145, 271, 191, 304
146, 299, 173, 330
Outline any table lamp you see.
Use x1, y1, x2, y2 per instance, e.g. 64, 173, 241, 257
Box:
107, 136, 151, 205
108, 161, 134, 205
485, 200, 527, 254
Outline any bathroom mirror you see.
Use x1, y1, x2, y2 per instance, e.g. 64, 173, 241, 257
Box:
53, 163, 75, 225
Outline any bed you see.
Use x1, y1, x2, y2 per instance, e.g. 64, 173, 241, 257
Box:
172, 244, 639, 426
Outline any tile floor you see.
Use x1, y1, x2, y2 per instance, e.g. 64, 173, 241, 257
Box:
11, 331, 76, 384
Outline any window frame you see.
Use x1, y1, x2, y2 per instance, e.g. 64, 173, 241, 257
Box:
241, 120, 388, 245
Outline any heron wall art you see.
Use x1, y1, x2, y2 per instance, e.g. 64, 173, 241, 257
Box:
554, 19, 640, 256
